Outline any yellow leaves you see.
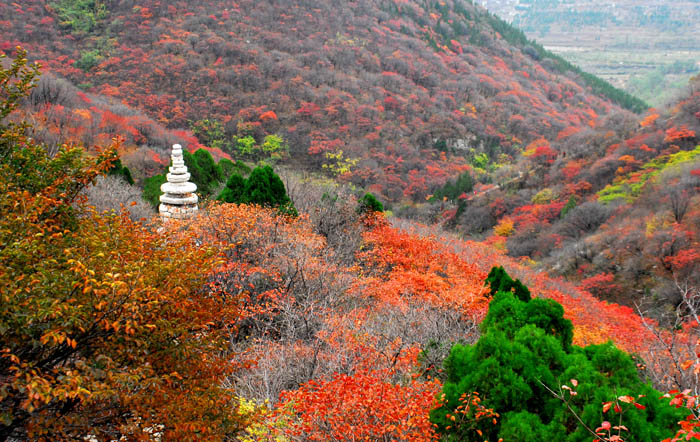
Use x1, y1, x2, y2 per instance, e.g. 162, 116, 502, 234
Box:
493, 218, 514, 238
531, 188, 557, 204
322, 150, 359, 177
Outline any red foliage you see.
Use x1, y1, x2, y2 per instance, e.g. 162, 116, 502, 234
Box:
511, 201, 566, 228
296, 102, 321, 117
308, 131, 345, 155
1, 0, 637, 203
664, 249, 700, 274
664, 125, 696, 143
556, 125, 580, 141
280, 368, 440, 441
580, 273, 620, 298
560, 160, 584, 180
562, 181, 592, 197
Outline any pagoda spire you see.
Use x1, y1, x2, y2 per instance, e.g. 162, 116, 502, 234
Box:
159, 144, 198, 219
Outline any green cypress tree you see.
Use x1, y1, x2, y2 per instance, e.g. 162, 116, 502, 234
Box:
183, 149, 207, 194
142, 174, 166, 208
217, 173, 245, 204
430, 267, 682, 442
107, 158, 134, 185
484, 265, 531, 302
218, 158, 236, 179
242, 165, 290, 207
431, 171, 473, 202
217, 165, 296, 215
193, 148, 222, 184
358, 192, 384, 214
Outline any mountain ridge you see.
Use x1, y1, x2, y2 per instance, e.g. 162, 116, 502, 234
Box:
2, 0, 644, 203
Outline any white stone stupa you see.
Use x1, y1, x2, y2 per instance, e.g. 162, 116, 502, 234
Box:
159, 144, 198, 219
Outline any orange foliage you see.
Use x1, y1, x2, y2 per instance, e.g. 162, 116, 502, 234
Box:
560, 160, 585, 181
640, 112, 660, 127
358, 222, 490, 317
259, 110, 278, 121
2, 141, 248, 440
393, 222, 664, 356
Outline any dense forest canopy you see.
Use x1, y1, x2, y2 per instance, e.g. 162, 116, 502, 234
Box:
1, 0, 646, 204
1, 0, 700, 440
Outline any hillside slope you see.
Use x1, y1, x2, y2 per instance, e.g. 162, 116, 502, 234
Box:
2, 0, 642, 202
453, 75, 699, 310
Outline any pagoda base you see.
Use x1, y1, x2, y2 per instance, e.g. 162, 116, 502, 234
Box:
159, 203, 199, 220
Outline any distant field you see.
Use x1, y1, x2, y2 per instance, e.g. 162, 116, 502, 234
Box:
542, 32, 700, 107
476, 0, 700, 107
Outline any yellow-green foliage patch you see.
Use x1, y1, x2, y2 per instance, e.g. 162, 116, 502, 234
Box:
598, 145, 700, 204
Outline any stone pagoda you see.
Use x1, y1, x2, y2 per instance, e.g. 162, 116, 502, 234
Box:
159, 144, 198, 219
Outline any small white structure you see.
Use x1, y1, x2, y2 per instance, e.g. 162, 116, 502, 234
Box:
159, 144, 198, 219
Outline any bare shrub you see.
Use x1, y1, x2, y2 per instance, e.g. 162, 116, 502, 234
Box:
637, 281, 700, 395
82, 175, 155, 221
279, 169, 363, 265
29, 73, 75, 108
558, 201, 612, 239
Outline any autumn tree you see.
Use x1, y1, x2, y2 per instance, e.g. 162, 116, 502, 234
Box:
0, 50, 249, 441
